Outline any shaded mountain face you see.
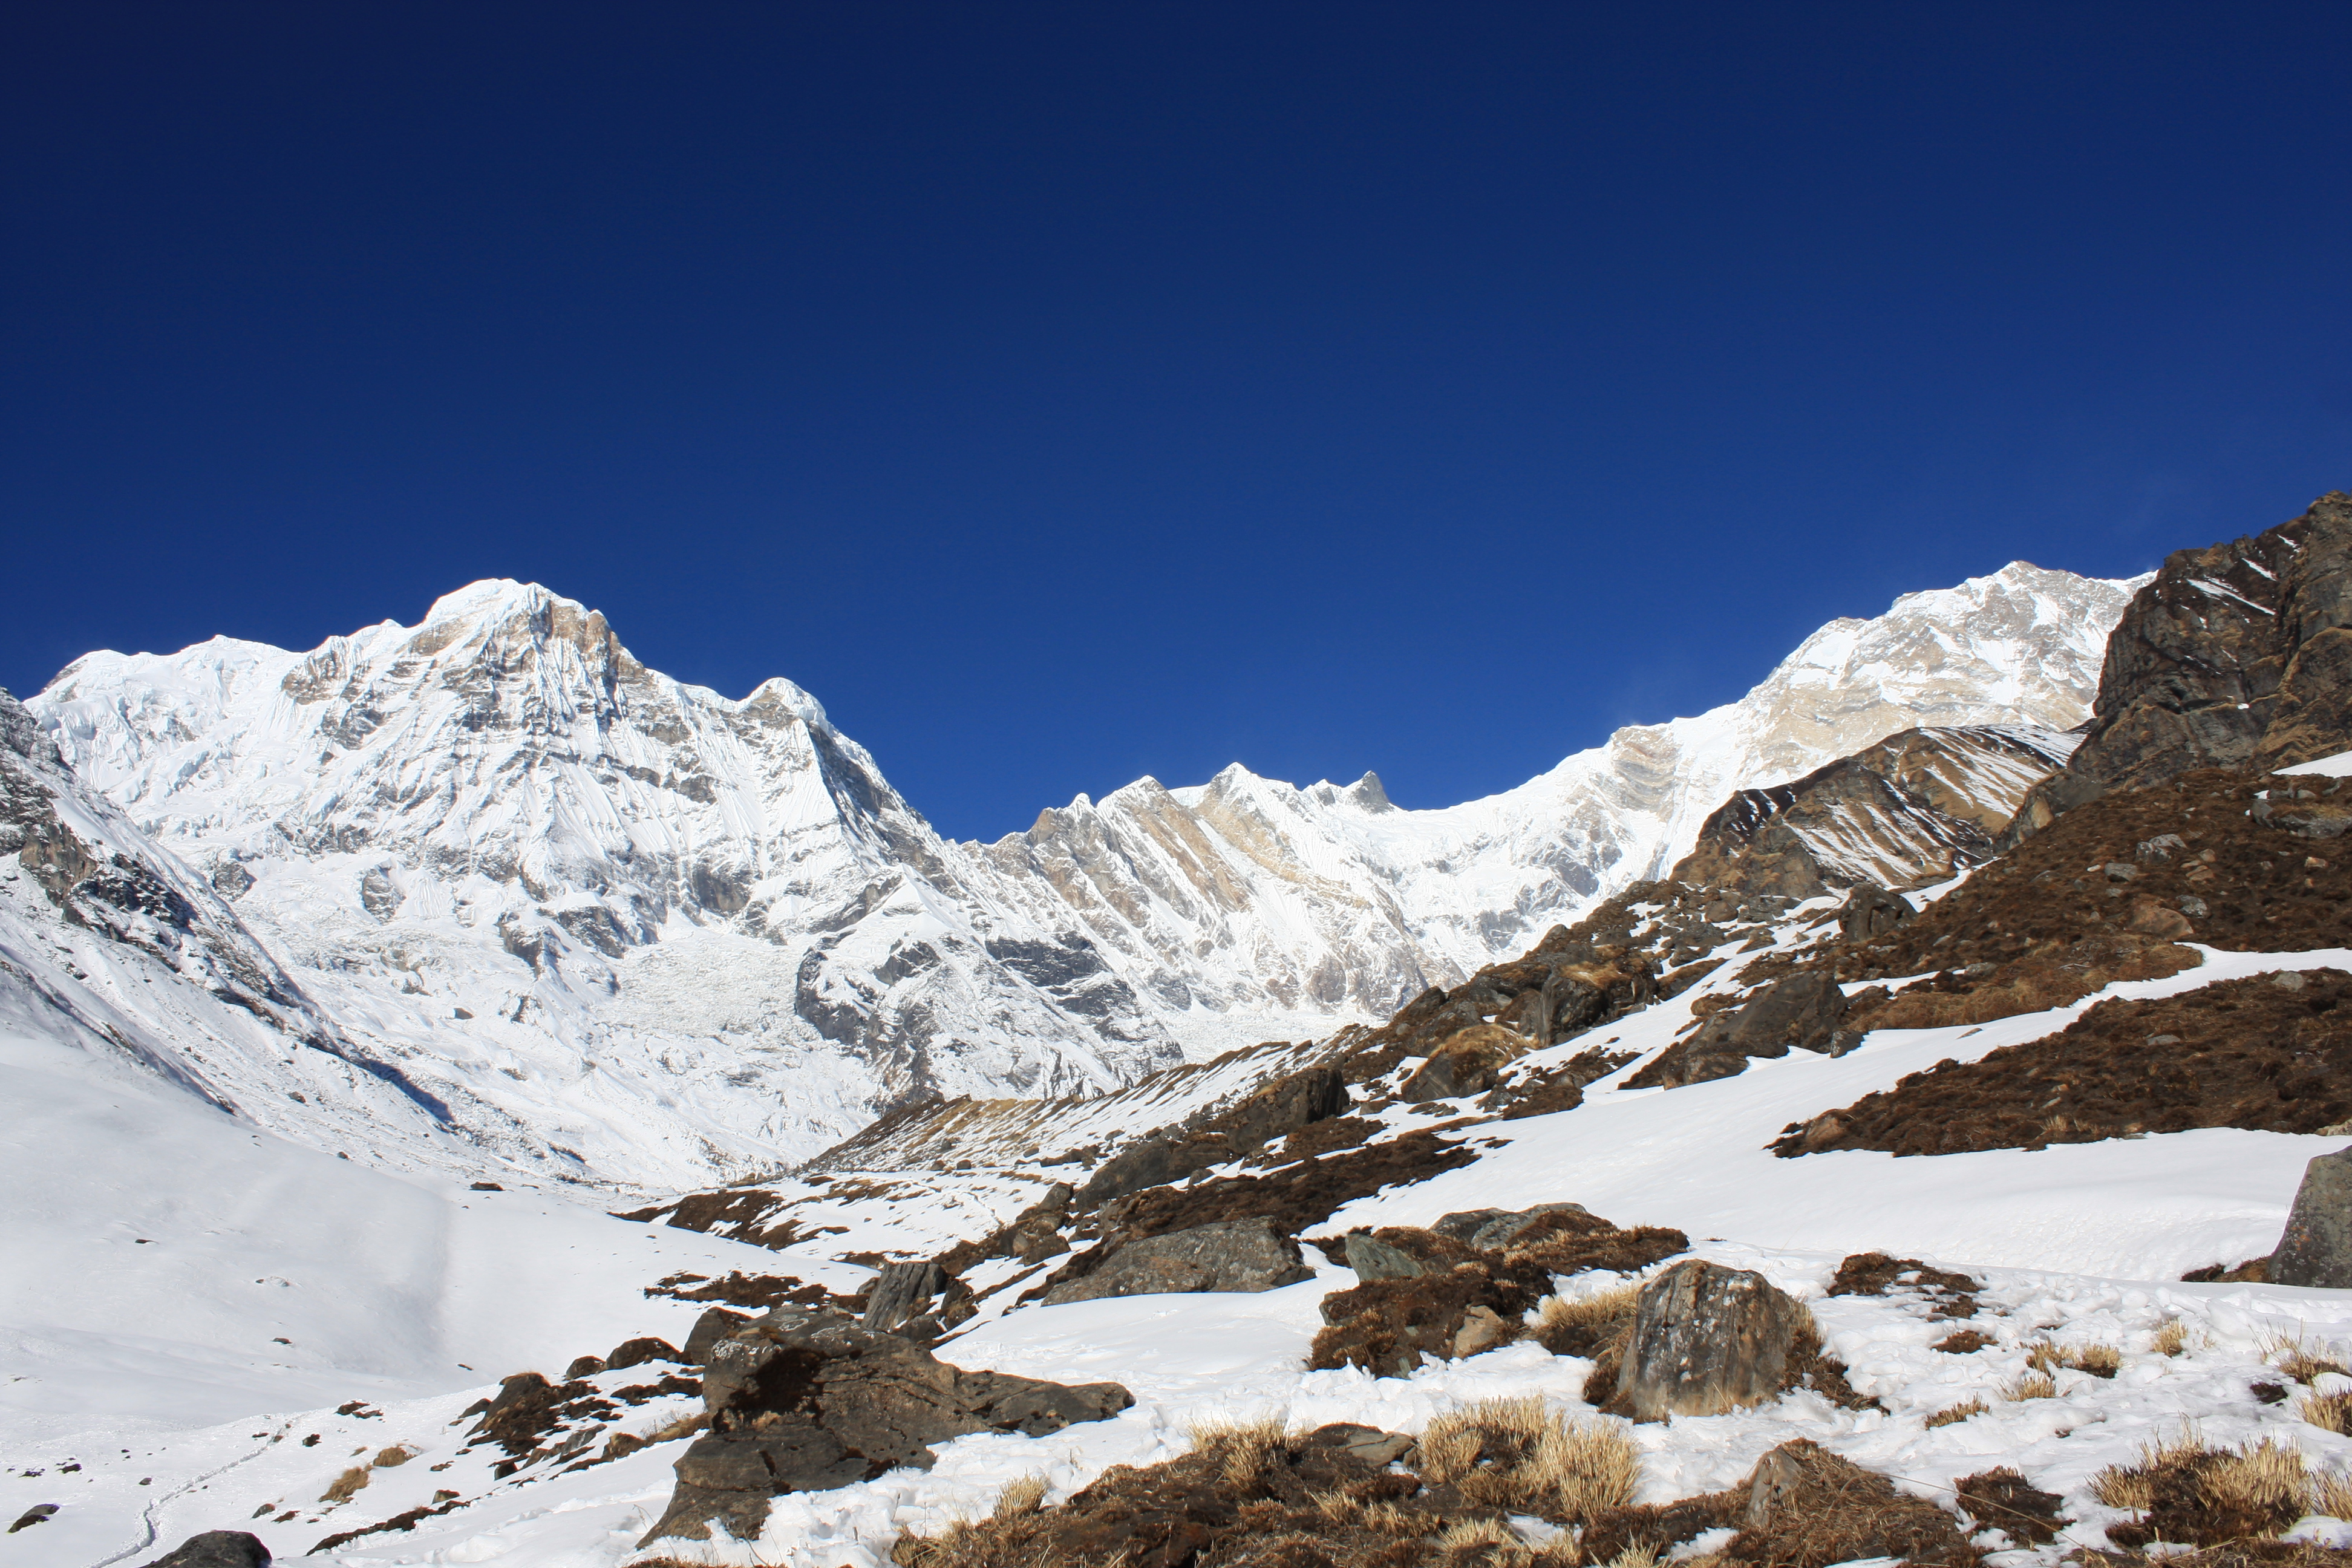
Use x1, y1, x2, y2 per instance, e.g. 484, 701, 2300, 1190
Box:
25, 563, 2140, 1186
1669, 725, 2080, 900
2006, 490, 2352, 840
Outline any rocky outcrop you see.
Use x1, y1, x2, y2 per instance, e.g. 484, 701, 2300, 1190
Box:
1625, 970, 1851, 1089
642, 1304, 1131, 1546
2270, 1145, 2352, 1288
1039, 1218, 1314, 1305
1396, 1024, 1531, 1101
2006, 491, 2352, 842
1673, 725, 2077, 898
1610, 1259, 1805, 1421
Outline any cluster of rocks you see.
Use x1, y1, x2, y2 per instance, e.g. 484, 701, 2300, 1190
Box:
642, 1301, 1132, 1546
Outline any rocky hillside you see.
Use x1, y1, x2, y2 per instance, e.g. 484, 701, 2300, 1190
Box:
2008, 489, 2352, 838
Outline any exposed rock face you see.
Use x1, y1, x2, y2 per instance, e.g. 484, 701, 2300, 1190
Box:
2007, 491, 2352, 841
1073, 1064, 1353, 1207
1625, 970, 1850, 1089
1397, 1024, 1531, 1101
1673, 725, 2079, 898
1039, 1218, 1314, 1305
1838, 883, 1913, 942
1613, 1259, 1803, 1421
2270, 1145, 2352, 1288
23, 560, 2136, 1182
643, 1305, 1131, 1545
140, 1533, 272, 1567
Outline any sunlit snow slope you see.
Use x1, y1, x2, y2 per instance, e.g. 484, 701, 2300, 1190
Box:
26, 563, 2140, 1185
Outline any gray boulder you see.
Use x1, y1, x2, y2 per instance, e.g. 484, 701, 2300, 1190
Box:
1342, 1232, 1425, 1281
1628, 970, 1849, 1089
2272, 1146, 2352, 1287
1040, 1218, 1315, 1305
642, 1305, 1130, 1546
1432, 1202, 1591, 1250
1615, 1259, 1803, 1421
682, 1305, 751, 1364
1838, 883, 1913, 942
141, 1534, 271, 1567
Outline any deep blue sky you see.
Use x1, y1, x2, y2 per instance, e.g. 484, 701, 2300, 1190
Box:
5, 4, 2348, 841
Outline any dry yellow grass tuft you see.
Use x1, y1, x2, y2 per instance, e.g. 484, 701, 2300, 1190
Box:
2154, 1318, 2192, 1357
371, 1445, 414, 1468
2312, 1470, 2352, 1521
1189, 1416, 1294, 1492
994, 1475, 1048, 1518
2300, 1390, 2352, 1436
1417, 1397, 1639, 1524
2004, 1370, 2057, 1402
319, 1466, 371, 1503
2092, 1424, 2210, 1509
645, 1410, 707, 1445
2264, 1331, 2350, 1383
1536, 1285, 1639, 1335
1924, 1397, 1988, 1428
2065, 1343, 2123, 1378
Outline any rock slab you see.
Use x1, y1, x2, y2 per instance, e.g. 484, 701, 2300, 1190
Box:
1040, 1217, 1314, 1305
141, 1534, 272, 1567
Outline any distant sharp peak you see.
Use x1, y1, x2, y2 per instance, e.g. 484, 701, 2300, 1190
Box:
39, 577, 837, 726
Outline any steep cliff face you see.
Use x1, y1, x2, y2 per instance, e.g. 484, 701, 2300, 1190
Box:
2005, 491, 2352, 840
1670, 725, 2080, 900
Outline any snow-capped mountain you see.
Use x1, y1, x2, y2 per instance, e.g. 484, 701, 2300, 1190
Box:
951, 561, 2144, 1015
24, 561, 2141, 1187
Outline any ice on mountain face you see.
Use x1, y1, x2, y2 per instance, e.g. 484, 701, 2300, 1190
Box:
24, 563, 2139, 1187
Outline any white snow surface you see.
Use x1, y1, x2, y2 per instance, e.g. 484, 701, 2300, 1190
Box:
22, 563, 2145, 1186
2282, 750, 2352, 777
11, 923, 2352, 1568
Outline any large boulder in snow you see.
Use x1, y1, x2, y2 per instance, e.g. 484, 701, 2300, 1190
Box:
1040, 1218, 1313, 1305
1627, 971, 1849, 1089
642, 1305, 1130, 1545
1613, 1259, 1803, 1421
1397, 1024, 1530, 1100
2271, 1146, 2352, 1287
140, 1533, 271, 1567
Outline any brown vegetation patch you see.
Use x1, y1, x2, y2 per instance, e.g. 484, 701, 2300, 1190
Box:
1827, 1252, 1984, 1316
2095, 1431, 2327, 1548
890, 1407, 1636, 1568
644, 1270, 840, 1310
1935, 1328, 1993, 1354
1955, 1467, 2071, 1545
1843, 769, 2352, 982
1776, 968, 2352, 1157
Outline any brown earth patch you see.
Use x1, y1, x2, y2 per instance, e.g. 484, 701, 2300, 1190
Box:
1777, 969, 2352, 1157
1826, 1252, 1982, 1317
1840, 769, 2352, 994
644, 1271, 844, 1310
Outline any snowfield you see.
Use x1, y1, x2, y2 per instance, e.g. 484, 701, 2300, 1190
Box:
11, 923, 2352, 1567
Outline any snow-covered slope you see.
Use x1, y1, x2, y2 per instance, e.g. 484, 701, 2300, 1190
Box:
25, 562, 2140, 1185
31, 584, 1181, 1190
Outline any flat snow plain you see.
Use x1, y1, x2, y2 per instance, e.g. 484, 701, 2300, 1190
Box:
10, 934, 2352, 1566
